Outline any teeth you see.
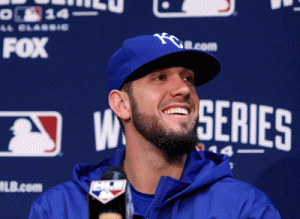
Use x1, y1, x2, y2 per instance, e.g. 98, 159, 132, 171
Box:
164, 108, 188, 115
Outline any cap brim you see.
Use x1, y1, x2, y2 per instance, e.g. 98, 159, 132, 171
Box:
122, 50, 221, 87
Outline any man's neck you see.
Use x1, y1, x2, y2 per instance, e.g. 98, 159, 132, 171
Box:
123, 134, 187, 195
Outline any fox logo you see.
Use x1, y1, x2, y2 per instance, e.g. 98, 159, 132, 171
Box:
3, 37, 49, 59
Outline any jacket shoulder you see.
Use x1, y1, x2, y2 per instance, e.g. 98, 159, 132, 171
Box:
196, 177, 280, 218
213, 177, 275, 205
29, 181, 88, 218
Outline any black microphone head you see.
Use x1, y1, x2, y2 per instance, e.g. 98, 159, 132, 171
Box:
101, 166, 127, 180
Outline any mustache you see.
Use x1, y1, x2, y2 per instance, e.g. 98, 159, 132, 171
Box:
159, 99, 195, 110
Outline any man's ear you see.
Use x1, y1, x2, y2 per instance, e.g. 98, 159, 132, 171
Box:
108, 90, 131, 120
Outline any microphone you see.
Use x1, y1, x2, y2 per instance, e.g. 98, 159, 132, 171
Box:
88, 166, 134, 219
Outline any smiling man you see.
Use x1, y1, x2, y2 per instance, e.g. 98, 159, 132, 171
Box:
29, 33, 281, 218
110, 66, 200, 195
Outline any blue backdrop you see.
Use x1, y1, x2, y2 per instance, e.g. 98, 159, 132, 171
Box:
0, 0, 299, 218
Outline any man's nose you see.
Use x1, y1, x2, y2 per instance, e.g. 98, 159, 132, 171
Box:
169, 75, 191, 99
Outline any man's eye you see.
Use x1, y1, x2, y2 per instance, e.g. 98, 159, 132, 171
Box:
183, 76, 194, 84
155, 74, 166, 80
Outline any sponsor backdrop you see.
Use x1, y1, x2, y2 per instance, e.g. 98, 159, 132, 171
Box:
0, 0, 299, 218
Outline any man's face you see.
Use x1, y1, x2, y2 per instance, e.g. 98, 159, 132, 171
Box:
128, 66, 200, 158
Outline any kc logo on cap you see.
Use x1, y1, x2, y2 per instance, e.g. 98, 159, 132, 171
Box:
153, 33, 184, 49
106, 33, 221, 93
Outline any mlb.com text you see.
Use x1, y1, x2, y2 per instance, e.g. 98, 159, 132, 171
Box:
0, 181, 43, 193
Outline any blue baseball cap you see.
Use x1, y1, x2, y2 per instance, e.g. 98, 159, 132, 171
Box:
107, 33, 221, 93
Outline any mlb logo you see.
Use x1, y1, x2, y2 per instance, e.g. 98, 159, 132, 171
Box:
0, 112, 62, 157
89, 180, 127, 204
196, 143, 205, 151
153, 0, 235, 18
14, 6, 42, 22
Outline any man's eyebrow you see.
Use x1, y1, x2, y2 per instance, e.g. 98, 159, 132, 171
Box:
148, 69, 167, 76
181, 68, 194, 75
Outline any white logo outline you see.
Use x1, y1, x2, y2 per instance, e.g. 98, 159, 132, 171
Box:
153, 0, 236, 18
0, 111, 62, 157
89, 180, 127, 204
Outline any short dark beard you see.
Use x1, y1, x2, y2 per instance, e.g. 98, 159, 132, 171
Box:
129, 93, 199, 164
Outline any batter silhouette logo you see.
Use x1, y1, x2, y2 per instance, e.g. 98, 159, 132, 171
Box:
14, 6, 42, 22
89, 180, 127, 204
153, 0, 235, 18
0, 112, 62, 157
196, 143, 205, 151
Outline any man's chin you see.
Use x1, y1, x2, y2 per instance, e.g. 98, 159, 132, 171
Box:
155, 130, 198, 160
167, 127, 197, 138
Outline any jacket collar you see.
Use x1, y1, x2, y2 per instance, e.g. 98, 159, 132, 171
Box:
73, 145, 233, 205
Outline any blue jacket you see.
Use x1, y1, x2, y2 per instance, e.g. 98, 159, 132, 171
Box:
29, 146, 281, 218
